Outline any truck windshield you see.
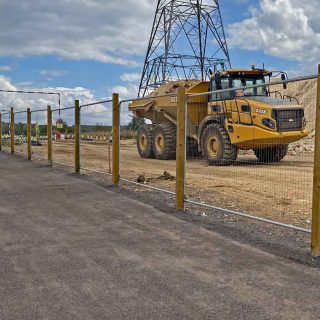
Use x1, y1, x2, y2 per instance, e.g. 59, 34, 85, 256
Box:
232, 77, 267, 96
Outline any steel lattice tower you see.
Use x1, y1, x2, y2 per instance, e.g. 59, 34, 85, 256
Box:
138, 0, 231, 97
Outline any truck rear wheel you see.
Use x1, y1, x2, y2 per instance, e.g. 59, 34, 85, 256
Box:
136, 125, 154, 159
187, 137, 201, 158
153, 123, 176, 160
254, 145, 288, 163
202, 123, 238, 166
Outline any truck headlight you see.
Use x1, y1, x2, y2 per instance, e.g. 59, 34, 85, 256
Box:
262, 118, 276, 129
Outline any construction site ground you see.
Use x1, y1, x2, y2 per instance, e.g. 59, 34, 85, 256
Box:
12, 138, 314, 230
1, 151, 320, 319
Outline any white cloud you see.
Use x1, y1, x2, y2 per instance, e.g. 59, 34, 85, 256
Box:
0, 75, 112, 125
112, 84, 139, 125
39, 70, 68, 78
232, 0, 250, 4
0, 65, 12, 72
228, 0, 320, 63
0, 76, 138, 125
0, 75, 93, 112
0, 76, 16, 92
0, 0, 155, 66
120, 73, 141, 82
0, 76, 138, 126
112, 84, 138, 100
16, 81, 33, 87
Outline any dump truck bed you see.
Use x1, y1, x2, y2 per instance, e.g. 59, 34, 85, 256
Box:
129, 80, 209, 129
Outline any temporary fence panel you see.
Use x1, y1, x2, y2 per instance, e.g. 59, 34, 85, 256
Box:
1, 112, 11, 151
79, 100, 113, 175
13, 110, 28, 157
0, 88, 60, 158
30, 109, 49, 160
51, 106, 75, 167
118, 93, 179, 198
312, 66, 320, 256
184, 75, 317, 230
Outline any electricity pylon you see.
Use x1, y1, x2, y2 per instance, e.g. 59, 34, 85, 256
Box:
138, 0, 231, 97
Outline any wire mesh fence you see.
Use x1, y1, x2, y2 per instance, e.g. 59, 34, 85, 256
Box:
13, 110, 28, 157
0, 69, 319, 254
80, 101, 112, 174
30, 109, 48, 160
119, 94, 178, 195
184, 74, 317, 229
1, 112, 11, 150
50, 107, 75, 167
0, 73, 317, 232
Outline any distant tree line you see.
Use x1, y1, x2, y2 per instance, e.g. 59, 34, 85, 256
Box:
1, 117, 147, 136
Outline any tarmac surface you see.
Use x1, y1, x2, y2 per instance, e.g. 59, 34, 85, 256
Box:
1, 152, 320, 320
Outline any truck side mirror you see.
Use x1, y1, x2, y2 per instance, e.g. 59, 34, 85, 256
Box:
281, 73, 287, 90
215, 74, 222, 90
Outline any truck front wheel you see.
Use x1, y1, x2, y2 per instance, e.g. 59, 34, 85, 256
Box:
153, 123, 176, 160
202, 123, 238, 166
254, 145, 288, 163
136, 125, 154, 159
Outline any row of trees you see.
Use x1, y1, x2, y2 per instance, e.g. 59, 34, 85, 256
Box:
1, 116, 146, 136
1, 121, 75, 136
93, 117, 146, 133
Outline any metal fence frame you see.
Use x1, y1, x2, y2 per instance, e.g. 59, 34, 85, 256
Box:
117, 92, 179, 191
79, 98, 113, 176
183, 74, 318, 234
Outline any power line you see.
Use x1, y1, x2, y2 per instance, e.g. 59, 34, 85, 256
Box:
0, 89, 61, 115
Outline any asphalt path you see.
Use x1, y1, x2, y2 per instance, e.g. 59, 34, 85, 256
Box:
0, 152, 319, 320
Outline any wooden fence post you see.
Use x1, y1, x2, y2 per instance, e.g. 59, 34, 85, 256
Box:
27, 108, 31, 160
10, 107, 14, 155
47, 105, 52, 165
75, 100, 80, 173
112, 93, 120, 185
312, 64, 320, 257
0, 112, 2, 152
176, 86, 186, 210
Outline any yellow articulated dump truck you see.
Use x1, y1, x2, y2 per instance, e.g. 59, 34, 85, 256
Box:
129, 68, 309, 166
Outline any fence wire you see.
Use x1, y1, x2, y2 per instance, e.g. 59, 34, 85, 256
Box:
185, 75, 317, 229
80, 101, 112, 175
119, 94, 178, 196
50, 107, 75, 167
1, 112, 11, 150
13, 111, 28, 157
1, 73, 317, 234
30, 109, 48, 160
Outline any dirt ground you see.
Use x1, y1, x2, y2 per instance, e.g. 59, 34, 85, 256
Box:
14, 138, 313, 229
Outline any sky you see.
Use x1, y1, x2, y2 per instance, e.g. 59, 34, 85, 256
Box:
0, 0, 319, 124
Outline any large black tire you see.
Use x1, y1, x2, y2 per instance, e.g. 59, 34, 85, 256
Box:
254, 145, 288, 163
202, 123, 238, 166
186, 137, 201, 159
153, 123, 176, 160
136, 125, 154, 159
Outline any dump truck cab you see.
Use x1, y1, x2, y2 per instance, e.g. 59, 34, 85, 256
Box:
206, 68, 308, 152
